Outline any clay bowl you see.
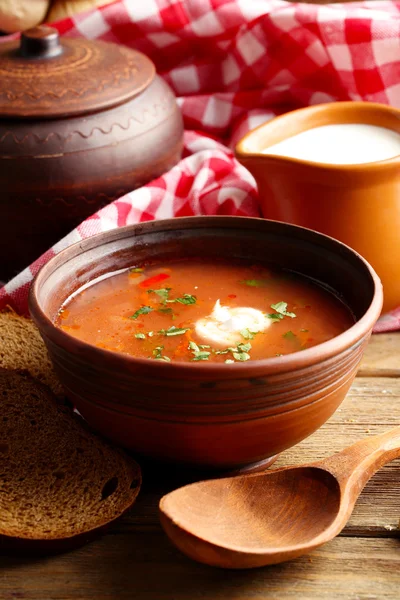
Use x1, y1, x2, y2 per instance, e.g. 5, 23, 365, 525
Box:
235, 101, 400, 313
29, 217, 382, 471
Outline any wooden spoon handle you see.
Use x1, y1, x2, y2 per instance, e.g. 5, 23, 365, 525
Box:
317, 425, 400, 490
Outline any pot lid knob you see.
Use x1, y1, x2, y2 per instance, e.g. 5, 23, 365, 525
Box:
20, 26, 62, 59
0, 29, 155, 118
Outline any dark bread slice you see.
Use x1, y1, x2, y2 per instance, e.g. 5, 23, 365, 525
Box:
0, 369, 141, 553
0, 307, 64, 398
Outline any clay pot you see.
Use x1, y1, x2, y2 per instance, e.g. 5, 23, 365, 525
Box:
29, 217, 382, 471
0, 26, 183, 280
235, 102, 400, 313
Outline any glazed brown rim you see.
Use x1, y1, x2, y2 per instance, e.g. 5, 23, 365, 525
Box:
235, 101, 400, 172
29, 216, 383, 377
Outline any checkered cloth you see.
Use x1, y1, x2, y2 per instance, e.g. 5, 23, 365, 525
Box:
1, 0, 399, 332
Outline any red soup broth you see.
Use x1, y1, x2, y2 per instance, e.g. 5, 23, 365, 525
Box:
56, 259, 354, 363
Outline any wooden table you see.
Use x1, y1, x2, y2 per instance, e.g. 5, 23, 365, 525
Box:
0, 333, 399, 599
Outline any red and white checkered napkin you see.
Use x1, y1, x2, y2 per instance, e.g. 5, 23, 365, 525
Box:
1, 0, 400, 331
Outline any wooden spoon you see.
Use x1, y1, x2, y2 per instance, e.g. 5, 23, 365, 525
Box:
159, 427, 400, 569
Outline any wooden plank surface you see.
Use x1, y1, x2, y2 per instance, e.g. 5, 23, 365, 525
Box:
359, 333, 400, 377
1, 536, 399, 600
0, 334, 399, 599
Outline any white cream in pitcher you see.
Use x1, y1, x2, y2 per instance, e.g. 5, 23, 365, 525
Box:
262, 124, 400, 165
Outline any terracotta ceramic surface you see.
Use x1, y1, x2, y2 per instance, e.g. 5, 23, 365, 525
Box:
235, 102, 400, 314
159, 426, 400, 569
0, 27, 183, 280
29, 217, 382, 470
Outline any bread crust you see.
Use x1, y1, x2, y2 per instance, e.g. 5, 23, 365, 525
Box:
0, 307, 65, 398
0, 0, 50, 33
47, 0, 115, 23
0, 370, 141, 554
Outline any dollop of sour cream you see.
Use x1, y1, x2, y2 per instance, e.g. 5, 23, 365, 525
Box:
195, 300, 270, 347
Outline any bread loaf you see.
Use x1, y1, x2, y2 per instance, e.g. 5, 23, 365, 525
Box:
0, 0, 50, 33
0, 308, 64, 398
0, 369, 141, 553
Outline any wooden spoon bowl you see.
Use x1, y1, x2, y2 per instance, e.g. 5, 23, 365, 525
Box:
160, 427, 400, 568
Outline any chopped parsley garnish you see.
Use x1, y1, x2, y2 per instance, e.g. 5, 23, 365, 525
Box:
270, 302, 296, 318
266, 312, 284, 322
167, 294, 197, 305
135, 333, 146, 340
237, 343, 251, 353
240, 328, 257, 340
233, 352, 250, 361
158, 307, 174, 315
267, 301, 296, 321
216, 342, 251, 362
129, 306, 153, 320
188, 340, 210, 361
216, 346, 239, 355
130, 267, 143, 273
283, 331, 296, 340
148, 331, 154, 337
225, 359, 235, 364
159, 326, 190, 337
240, 279, 268, 287
148, 288, 171, 303
147, 291, 196, 306
192, 351, 210, 361
233, 342, 251, 361
152, 346, 170, 361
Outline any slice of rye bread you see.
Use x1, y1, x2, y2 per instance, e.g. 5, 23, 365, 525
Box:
0, 308, 64, 398
0, 369, 141, 553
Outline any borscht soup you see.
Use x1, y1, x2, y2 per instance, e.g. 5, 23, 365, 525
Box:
56, 259, 354, 363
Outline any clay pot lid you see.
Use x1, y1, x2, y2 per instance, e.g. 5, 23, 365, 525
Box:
0, 26, 155, 119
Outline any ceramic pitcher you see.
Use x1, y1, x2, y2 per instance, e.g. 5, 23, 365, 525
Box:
236, 102, 400, 313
